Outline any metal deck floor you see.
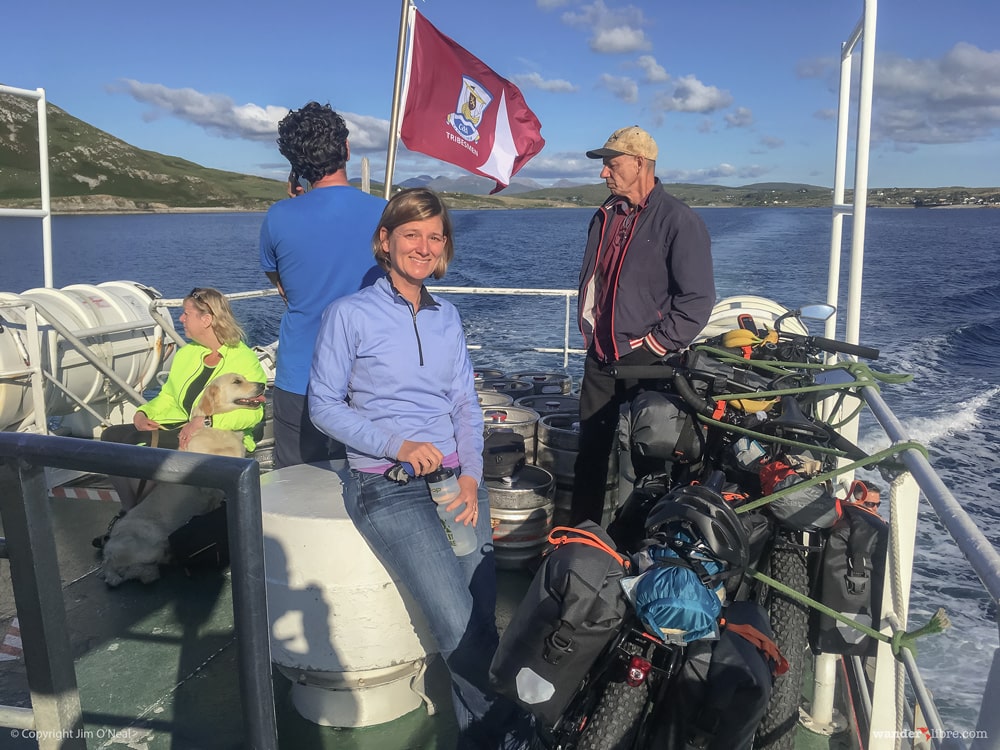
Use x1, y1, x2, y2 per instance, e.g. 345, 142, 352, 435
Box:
1, 495, 855, 749
0, 494, 513, 749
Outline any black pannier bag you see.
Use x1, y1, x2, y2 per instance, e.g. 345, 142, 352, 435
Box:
812, 503, 888, 655
489, 522, 628, 728
629, 390, 703, 464
607, 472, 671, 552
651, 601, 788, 750
482, 428, 527, 479
758, 456, 843, 532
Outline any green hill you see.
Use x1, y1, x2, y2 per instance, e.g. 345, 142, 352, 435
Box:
3, 92, 997, 212
0, 91, 285, 211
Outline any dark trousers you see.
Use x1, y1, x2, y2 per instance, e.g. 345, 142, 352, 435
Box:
571, 347, 663, 526
101, 422, 182, 450
272, 387, 345, 469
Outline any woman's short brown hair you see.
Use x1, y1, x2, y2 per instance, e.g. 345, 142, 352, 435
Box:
372, 188, 455, 280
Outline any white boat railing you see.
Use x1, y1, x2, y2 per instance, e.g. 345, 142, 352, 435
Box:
152, 286, 588, 368
864, 386, 1000, 750
0, 296, 160, 433
819, 3, 998, 746
0, 84, 54, 288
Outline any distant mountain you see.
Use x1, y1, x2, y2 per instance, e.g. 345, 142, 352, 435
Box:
0, 92, 285, 211
397, 173, 543, 195
3, 93, 995, 213
512, 181, 836, 208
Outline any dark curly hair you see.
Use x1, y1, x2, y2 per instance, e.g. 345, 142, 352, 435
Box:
277, 102, 349, 184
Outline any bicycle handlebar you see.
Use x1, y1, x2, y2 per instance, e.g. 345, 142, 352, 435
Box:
610, 364, 717, 416
609, 364, 676, 380
805, 335, 880, 360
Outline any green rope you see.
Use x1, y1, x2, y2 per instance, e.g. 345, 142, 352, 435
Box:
694, 414, 851, 458
691, 344, 913, 386
716, 381, 868, 402
734, 441, 928, 514
749, 570, 950, 658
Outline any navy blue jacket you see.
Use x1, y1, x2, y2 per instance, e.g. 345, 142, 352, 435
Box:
578, 180, 715, 360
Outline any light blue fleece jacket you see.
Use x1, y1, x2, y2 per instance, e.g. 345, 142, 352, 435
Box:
308, 276, 484, 483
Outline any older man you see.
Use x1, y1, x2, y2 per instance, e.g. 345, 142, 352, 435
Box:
572, 126, 716, 526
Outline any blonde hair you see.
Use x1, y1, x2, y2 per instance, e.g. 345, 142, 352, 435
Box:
371, 188, 455, 280
186, 288, 245, 347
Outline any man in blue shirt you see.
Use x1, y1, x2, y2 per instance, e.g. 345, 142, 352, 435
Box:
260, 102, 387, 468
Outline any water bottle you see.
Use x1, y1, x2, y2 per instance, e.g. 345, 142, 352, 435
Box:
426, 468, 478, 556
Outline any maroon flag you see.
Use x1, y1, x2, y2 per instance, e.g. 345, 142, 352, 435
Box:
399, 9, 545, 193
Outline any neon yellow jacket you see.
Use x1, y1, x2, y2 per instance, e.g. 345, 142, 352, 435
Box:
137, 341, 267, 452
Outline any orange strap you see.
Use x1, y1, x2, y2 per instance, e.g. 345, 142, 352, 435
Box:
727, 622, 790, 676
547, 526, 626, 568
712, 399, 726, 420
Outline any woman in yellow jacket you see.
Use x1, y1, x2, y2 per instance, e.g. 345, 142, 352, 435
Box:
100, 287, 266, 511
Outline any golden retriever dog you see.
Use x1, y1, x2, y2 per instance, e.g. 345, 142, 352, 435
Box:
187, 373, 267, 457
100, 372, 266, 586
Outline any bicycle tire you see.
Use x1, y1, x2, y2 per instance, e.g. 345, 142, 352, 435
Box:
576, 676, 649, 750
753, 544, 810, 750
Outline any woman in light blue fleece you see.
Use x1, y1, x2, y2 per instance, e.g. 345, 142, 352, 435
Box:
308, 188, 531, 749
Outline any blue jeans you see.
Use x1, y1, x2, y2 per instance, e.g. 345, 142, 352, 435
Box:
345, 471, 530, 749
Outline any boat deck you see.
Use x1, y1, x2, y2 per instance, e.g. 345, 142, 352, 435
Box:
0, 490, 857, 749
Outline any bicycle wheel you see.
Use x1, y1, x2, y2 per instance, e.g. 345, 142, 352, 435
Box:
576, 675, 649, 750
753, 543, 810, 750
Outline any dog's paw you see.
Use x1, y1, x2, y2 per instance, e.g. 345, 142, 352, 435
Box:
101, 566, 124, 587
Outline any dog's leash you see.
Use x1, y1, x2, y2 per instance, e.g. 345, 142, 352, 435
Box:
133, 430, 161, 501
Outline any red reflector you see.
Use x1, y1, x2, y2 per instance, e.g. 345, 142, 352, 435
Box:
625, 656, 652, 687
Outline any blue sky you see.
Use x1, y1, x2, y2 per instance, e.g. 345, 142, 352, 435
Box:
4, 0, 999, 188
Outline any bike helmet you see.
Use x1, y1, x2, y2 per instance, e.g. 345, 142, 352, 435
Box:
644, 483, 750, 576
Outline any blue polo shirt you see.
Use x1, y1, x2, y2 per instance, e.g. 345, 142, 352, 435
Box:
260, 186, 387, 394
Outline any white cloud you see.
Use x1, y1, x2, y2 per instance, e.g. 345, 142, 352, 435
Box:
517, 151, 597, 180
113, 79, 282, 141
112, 79, 389, 151
814, 108, 837, 121
660, 163, 771, 183
591, 26, 650, 54
511, 72, 579, 93
561, 0, 651, 54
636, 55, 670, 84
759, 135, 785, 149
340, 113, 390, 151
599, 74, 639, 103
874, 43, 1000, 145
725, 107, 754, 128
653, 75, 733, 114
797, 57, 837, 79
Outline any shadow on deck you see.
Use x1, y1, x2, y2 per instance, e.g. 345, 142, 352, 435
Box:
0, 493, 533, 749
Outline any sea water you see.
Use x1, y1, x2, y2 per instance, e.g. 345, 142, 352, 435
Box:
2, 205, 998, 729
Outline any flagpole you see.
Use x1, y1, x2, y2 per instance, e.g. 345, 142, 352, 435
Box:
383, 0, 413, 199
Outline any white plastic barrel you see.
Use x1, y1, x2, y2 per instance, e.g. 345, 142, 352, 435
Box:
0, 281, 174, 431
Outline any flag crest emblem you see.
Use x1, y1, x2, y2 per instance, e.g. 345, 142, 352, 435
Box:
448, 77, 493, 143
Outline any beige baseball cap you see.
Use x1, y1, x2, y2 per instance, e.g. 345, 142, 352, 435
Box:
586, 125, 658, 160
